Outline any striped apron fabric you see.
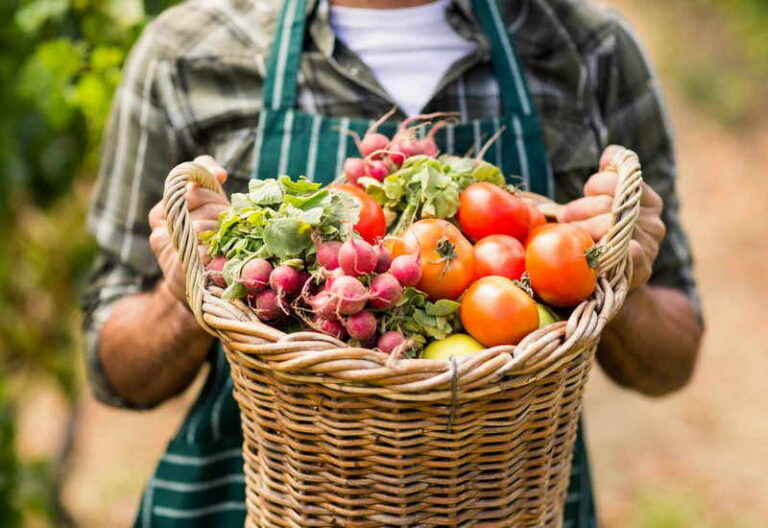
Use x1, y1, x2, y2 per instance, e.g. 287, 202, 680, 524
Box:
134, 0, 596, 525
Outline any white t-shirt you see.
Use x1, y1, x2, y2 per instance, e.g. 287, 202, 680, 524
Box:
329, 0, 477, 117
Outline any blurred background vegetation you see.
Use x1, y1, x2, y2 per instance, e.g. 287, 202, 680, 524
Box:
0, 0, 766, 526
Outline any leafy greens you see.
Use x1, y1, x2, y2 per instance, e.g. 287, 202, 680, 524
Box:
359, 154, 507, 234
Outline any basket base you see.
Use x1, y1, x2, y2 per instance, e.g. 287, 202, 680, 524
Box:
226, 342, 596, 528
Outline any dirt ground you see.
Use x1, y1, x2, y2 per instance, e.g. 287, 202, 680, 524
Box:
17, 1, 768, 526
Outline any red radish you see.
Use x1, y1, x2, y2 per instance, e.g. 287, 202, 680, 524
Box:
323, 268, 345, 290
296, 271, 311, 293
338, 239, 377, 276
344, 310, 378, 341
343, 157, 366, 186
364, 159, 389, 181
390, 133, 421, 159
356, 106, 396, 159
310, 291, 338, 320
389, 254, 422, 287
415, 118, 452, 158
375, 245, 392, 273
368, 273, 403, 309
252, 289, 282, 322
241, 258, 272, 293
269, 265, 302, 297
316, 317, 346, 339
388, 147, 406, 167
359, 133, 390, 159
207, 256, 227, 288
377, 331, 406, 354
329, 275, 368, 315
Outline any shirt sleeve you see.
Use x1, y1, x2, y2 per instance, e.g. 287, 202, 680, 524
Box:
597, 16, 702, 315
81, 26, 184, 409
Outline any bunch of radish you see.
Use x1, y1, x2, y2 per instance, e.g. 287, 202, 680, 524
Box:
206, 237, 422, 354
343, 109, 457, 187
302, 237, 421, 351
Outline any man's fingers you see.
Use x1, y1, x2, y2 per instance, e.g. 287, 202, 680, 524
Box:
149, 225, 169, 253
189, 202, 228, 223
584, 171, 619, 197
629, 240, 652, 289
194, 155, 227, 184
569, 213, 613, 242
148, 200, 166, 229
558, 195, 613, 223
192, 219, 219, 235
585, 171, 663, 211
598, 145, 624, 171
186, 185, 229, 211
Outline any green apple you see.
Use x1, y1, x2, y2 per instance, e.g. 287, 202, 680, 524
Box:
421, 334, 485, 360
537, 303, 560, 328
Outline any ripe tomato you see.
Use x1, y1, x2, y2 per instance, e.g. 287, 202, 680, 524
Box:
526, 202, 547, 233
525, 223, 597, 307
402, 219, 475, 300
460, 276, 539, 347
457, 182, 530, 242
331, 184, 387, 244
473, 235, 525, 281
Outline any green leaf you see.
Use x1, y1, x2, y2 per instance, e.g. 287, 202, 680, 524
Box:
426, 299, 460, 317
222, 258, 244, 285
247, 179, 283, 205
472, 162, 505, 186
263, 218, 312, 258
326, 190, 360, 228
15, 0, 68, 33
222, 281, 246, 300
278, 175, 321, 195
283, 205, 324, 225
283, 188, 329, 210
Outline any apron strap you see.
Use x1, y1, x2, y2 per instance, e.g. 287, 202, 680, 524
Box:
470, 0, 554, 197
470, 0, 533, 117
263, 0, 536, 118
263, 0, 308, 111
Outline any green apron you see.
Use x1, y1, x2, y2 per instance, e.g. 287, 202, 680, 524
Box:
135, 0, 596, 525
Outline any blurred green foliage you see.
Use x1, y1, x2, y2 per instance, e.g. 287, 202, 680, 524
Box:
0, 1, 176, 524
660, 0, 768, 126
630, 488, 747, 528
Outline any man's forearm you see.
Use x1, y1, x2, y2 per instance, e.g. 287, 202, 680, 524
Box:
98, 281, 213, 408
596, 285, 703, 396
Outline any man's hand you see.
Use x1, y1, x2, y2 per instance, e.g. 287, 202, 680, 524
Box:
557, 146, 666, 290
148, 155, 230, 303
555, 146, 701, 396
98, 155, 230, 407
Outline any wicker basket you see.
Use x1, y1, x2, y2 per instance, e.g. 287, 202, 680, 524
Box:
163, 146, 643, 527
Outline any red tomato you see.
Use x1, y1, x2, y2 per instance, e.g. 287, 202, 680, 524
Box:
460, 276, 539, 346
457, 182, 530, 242
402, 219, 475, 300
527, 202, 547, 232
473, 235, 525, 281
525, 223, 597, 307
331, 184, 387, 244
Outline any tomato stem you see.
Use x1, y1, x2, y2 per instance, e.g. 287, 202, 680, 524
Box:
436, 237, 457, 262
586, 246, 605, 269
513, 273, 534, 297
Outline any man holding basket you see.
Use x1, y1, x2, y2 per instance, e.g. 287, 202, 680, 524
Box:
83, 0, 703, 525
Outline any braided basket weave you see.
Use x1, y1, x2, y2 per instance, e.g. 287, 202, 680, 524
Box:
163, 146, 643, 527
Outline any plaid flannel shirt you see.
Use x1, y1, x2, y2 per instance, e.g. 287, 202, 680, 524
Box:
82, 0, 699, 408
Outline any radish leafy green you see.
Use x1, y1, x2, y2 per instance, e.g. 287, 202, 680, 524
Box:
359, 154, 506, 234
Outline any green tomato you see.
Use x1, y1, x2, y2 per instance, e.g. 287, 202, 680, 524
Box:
537, 303, 560, 328
421, 334, 485, 360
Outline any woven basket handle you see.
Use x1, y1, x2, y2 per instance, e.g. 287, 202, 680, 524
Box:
163, 160, 226, 328
594, 145, 644, 286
